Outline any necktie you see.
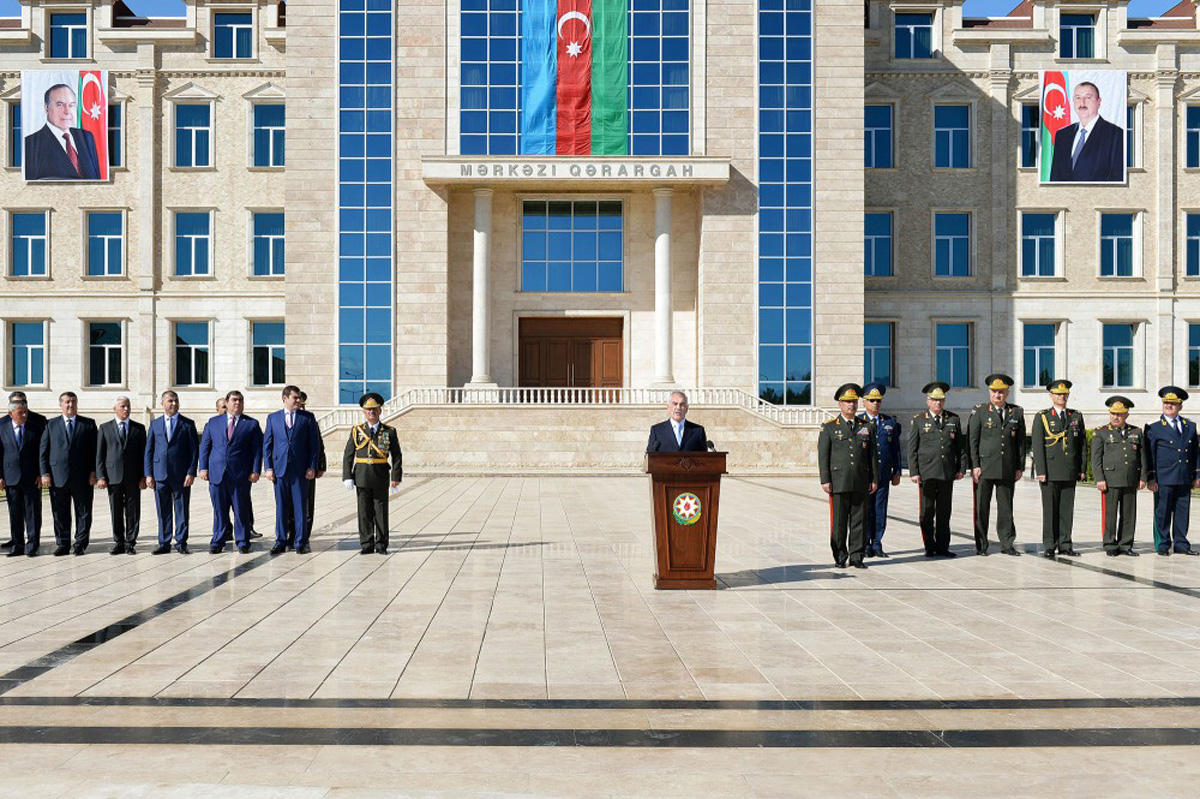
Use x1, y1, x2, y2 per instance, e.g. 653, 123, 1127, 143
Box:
675, 423, 683, 446
1070, 127, 1087, 169
286, 411, 293, 429
118, 421, 127, 445
935, 415, 943, 429
63, 132, 80, 175
15, 425, 21, 448
66, 418, 74, 443
167, 416, 174, 442
227, 416, 235, 442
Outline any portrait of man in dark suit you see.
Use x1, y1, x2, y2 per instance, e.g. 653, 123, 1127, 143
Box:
23, 83, 101, 181
646, 391, 708, 453
1048, 81, 1125, 183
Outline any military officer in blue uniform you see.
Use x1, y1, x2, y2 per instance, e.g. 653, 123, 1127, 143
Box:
907, 382, 967, 558
818, 383, 877, 569
1091, 396, 1145, 556
1031, 379, 1086, 558
857, 383, 900, 558
967, 374, 1026, 556
1144, 386, 1200, 556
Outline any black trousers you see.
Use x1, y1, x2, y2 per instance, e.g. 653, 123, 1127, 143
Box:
1101, 487, 1137, 553
829, 489, 867, 565
5, 481, 41, 553
107, 481, 141, 546
1040, 480, 1076, 550
357, 485, 389, 549
974, 478, 1016, 553
305, 478, 317, 539
919, 478, 953, 554
50, 483, 93, 550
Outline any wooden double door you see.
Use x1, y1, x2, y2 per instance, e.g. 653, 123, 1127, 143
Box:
518, 317, 623, 388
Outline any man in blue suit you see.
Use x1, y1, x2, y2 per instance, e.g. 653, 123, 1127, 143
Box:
263, 385, 320, 555
1048, 82, 1124, 183
858, 383, 902, 558
144, 390, 199, 554
23, 84, 102, 181
645, 391, 708, 453
2, 392, 46, 552
38, 391, 98, 556
0, 396, 46, 556
199, 391, 263, 554
1144, 386, 1200, 556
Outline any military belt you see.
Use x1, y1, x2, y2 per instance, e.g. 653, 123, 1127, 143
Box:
354, 457, 389, 465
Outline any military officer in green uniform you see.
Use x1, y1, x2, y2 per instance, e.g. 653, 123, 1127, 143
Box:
341, 393, 403, 554
818, 383, 877, 569
967, 374, 1026, 556
1091, 396, 1145, 556
1031, 379, 1085, 558
907, 382, 966, 558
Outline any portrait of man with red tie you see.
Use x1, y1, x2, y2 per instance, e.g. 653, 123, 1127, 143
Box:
21, 70, 107, 182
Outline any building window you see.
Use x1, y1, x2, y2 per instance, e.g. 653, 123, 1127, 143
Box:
935, 323, 971, 387
108, 103, 123, 167
1126, 104, 1137, 169
629, 0, 690, 156
864, 322, 893, 386
253, 104, 285, 167
174, 212, 211, 276
49, 12, 87, 59
1020, 104, 1038, 169
1022, 323, 1056, 388
174, 104, 212, 168
1059, 14, 1095, 59
1020, 212, 1057, 277
758, 0, 814, 406
894, 13, 933, 59
1190, 324, 1200, 387
213, 12, 253, 59
8, 103, 20, 168
865, 104, 893, 168
933, 212, 970, 277
252, 321, 286, 386
86, 211, 123, 276
460, 0, 519, 155
933, 105, 969, 169
339, 0, 393, 404
1188, 213, 1200, 277
1187, 106, 1200, 169
9, 322, 45, 387
1100, 212, 1135, 277
174, 322, 210, 386
87, 321, 122, 386
865, 212, 892, 277
10, 212, 47, 277
1102, 323, 1135, 388
521, 201, 622, 292
252, 212, 285, 276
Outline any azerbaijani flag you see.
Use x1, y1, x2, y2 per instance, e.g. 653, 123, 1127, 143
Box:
1039, 70, 1069, 182
520, 0, 628, 156
78, 69, 109, 181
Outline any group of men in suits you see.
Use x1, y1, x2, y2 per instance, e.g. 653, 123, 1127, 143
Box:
0, 386, 326, 558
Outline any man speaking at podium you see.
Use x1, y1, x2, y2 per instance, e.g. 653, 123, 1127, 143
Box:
646, 391, 708, 453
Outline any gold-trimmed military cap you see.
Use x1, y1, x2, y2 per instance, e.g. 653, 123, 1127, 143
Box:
985, 373, 1014, 391
862, 382, 886, 401
1105, 396, 1133, 414
1159, 386, 1189, 404
921, 381, 950, 400
1047, 379, 1073, 395
835, 383, 862, 402
359, 392, 385, 409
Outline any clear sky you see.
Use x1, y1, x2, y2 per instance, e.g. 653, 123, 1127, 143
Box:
0, 0, 186, 15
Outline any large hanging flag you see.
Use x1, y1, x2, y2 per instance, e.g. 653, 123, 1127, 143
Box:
79, 70, 109, 181
1039, 70, 1069, 182
520, 0, 628, 156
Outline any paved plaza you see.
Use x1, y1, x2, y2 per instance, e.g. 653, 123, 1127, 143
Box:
1, 475, 1199, 795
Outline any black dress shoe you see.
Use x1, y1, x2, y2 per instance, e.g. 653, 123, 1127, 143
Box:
110, 545, 125, 555
865, 549, 876, 559
1124, 549, 1139, 557
1176, 549, 1200, 556
376, 546, 388, 555
6, 549, 24, 558
977, 550, 989, 556
835, 558, 847, 568
850, 561, 867, 569
296, 544, 311, 554
1060, 548, 1080, 556
1158, 550, 1171, 556
270, 544, 287, 555
209, 545, 224, 554
940, 550, 957, 558
25, 550, 37, 557
53, 546, 70, 557
153, 544, 171, 555
1002, 548, 1020, 556
360, 547, 373, 555
73, 548, 85, 556
924, 551, 937, 558
238, 545, 251, 554
1106, 550, 1120, 557
1042, 551, 1056, 559
126, 546, 136, 555
1, 540, 13, 549
250, 529, 263, 539
876, 548, 888, 558
175, 543, 190, 554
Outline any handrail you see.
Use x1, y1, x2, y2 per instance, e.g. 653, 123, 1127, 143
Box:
314, 387, 832, 433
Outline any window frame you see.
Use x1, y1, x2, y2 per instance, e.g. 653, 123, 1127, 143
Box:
8, 209, 51, 279
172, 209, 215, 279
1097, 210, 1142, 279
933, 321, 973, 388
7, 319, 48, 389
250, 319, 286, 387
5, 101, 20, 170
250, 102, 286, 169
1021, 321, 1059, 389
893, 10, 936, 60
864, 320, 895, 388
85, 319, 125, 388
1018, 209, 1064, 279
249, 209, 285, 278
1019, 103, 1039, 170
46, 9, 90, 61
931, 209, 973, 278
864, 103, 895, 170
931, 102, 971, 170
517, 197, 626, 294
1100, 321, 1141, 390
1185, 210, 1200, 279
171, 319, 213, 388
1127, 102, 1142, 171
171, 101, 215, 170
107, 100, 126, 170
1058, 12, 1096, 60
864, 209, 894, 278
82, 208, 126, 278
1188, 321, 1200, 387
212, 9, 257, 61
1186, 104, 1200, 171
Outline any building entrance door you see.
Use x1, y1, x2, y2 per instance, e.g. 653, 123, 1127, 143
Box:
518, 317, 623, 388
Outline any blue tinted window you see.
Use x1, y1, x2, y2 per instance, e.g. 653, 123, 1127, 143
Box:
108, 104, 123, 167
935, 323, 971, 387
1060, 14, 1094, 59
10, 212, 47, 277
1187, 106, 1200, 169
865, 212, 892, 277
253, 104, 285, 167
174, 322, 210, 386
8, 103, 19, 168
934, 212, 970, 277
1102, 323, 1134, 388
1020, 104, 1038, 169
895, 13, 932, 59
933, 105, 969, 168
1190, 324, 1200, 386
252, 321, 286, 385
865, 104, 892, 168
1187, 213, 1200, 277
10, 322, 45, 386
214, 12, 253, 59
49, 12, 87, 59
87, 212, 123, 276
253, 212, 285, 276
1023, 323, 1055, 388
175, 104, 211, 168
521, 201, 622, 292
1020, 212, 1056, 277
864, 322, 892, 386
1100, 213, 1134, 277
174, 212, 211, 276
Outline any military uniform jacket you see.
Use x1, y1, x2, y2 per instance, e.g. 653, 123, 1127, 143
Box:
906, 411, 967, 481
857, 412, 901, 482
1031, 408, 1086, 481
1144, 416, 1199, 486
967, 402, 1027, 479
1091, 424, 1146, 488
341, 422, 403, 490
818, 415, 877, 493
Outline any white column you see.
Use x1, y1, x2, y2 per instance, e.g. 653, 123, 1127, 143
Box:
469, 188, 494, 385
653, 187, 675, 386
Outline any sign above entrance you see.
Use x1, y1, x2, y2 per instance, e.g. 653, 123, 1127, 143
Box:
422, 156, 730, 187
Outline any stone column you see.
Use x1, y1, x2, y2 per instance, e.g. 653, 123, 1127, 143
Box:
469, 188, 495, 386
653, 187, 675, 386
135, 52, 159, 418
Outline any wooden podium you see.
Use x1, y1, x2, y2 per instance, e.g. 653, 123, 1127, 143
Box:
645, 451, 727, 589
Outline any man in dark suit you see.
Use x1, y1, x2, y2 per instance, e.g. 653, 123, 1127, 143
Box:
1048, 81, 1124, 183
645, 391, 708, 453
818, 384, 877, 569
23, 84, 102, 181
0, 395, 46, 556
264, 385, 320, 555
296, 391, 325, 545
907, 382, 967, 558
1145, 386, 1200, 556
199, 391, 263, 554
144, 390, 199, 554
2, 392, 45, 552
39, 391, 98, 556
95, 395, 146, 555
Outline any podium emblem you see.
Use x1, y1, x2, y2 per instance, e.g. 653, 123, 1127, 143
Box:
672, 492, 702, 526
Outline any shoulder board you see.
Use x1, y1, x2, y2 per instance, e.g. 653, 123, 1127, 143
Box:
823, 417, 837, 426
